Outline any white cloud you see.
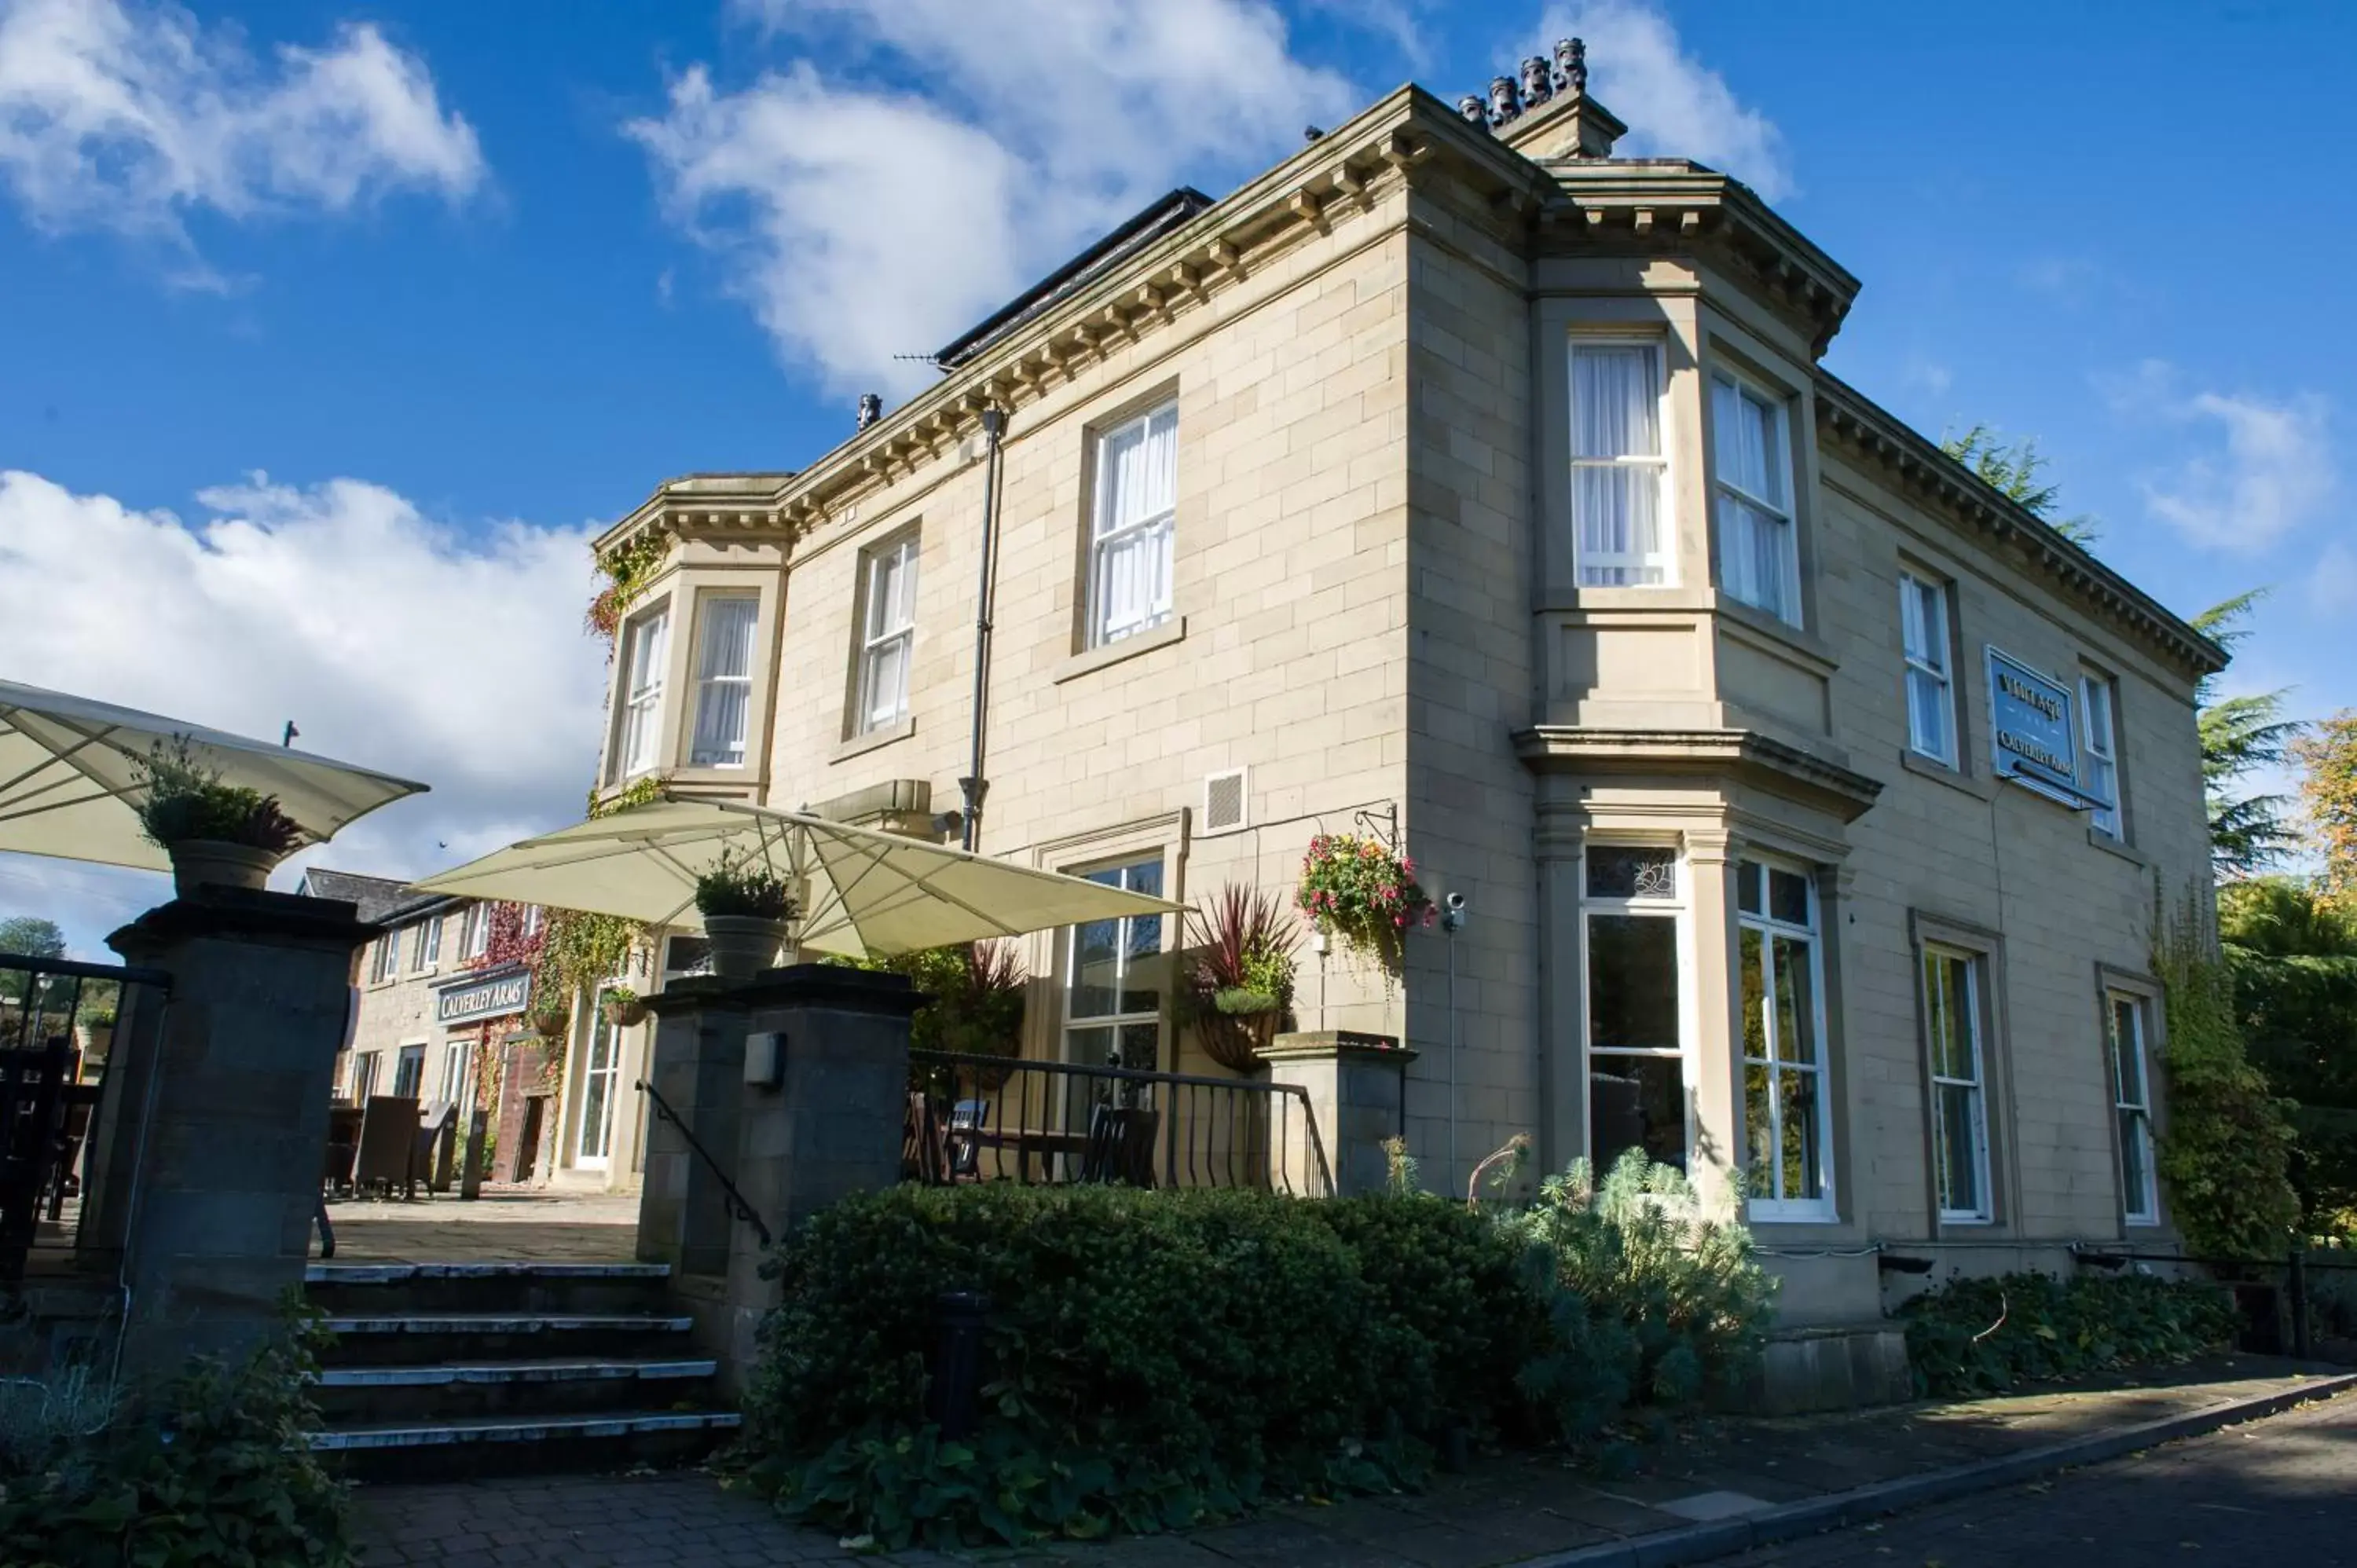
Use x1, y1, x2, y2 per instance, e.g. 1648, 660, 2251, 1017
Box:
2103, 360, 2337, 551
2312, 540, 2357, 617
632, 0, 1356, 397
1530, 2, 1792, 200
0, 469, 605, 956
0, 0, 483, 255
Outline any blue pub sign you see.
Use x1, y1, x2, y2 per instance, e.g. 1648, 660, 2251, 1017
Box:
1985, 648, 2080, 799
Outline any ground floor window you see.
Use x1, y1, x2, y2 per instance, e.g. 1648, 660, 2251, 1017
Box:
576, 1006, 620, 1165
349, 1050, 380, 1102
1739, 859, 1833, 1218
1584, 844, 1688, 1173
1923, 946, 1992, 1222
2108, 991, 2158, 1224
438, 1039, 471, 1110
1064, 855, 1166, 1075
392, 1044, 426, 1101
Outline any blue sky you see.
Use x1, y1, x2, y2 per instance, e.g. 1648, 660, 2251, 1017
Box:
2, 0, 2350, 953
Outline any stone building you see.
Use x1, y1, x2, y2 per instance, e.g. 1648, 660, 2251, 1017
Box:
581, 51, 2218, 1333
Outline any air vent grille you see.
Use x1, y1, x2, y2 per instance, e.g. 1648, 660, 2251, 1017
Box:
1204, 768, 1248, 833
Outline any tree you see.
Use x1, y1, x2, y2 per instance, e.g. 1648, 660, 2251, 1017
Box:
1939, 423, 2101, 545
2193, 591, 2308, 879
2297, 710, 2357, 909
2222, 877, 2357, 1230
0, 915, 67, 1006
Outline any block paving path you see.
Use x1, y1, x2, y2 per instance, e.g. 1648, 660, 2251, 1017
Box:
350, 1358, 2344, 1568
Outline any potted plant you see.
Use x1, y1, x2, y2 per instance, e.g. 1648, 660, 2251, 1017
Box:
1179, 885, 1299, 1073
134, 737, 305, 896
694, 851, 801, 980
1295, 832, 1434, 973
530, 1004, 573, 1040
599, 985, 648, 1028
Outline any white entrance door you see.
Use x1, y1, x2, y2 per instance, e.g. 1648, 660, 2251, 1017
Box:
576, 1008, 619, 1168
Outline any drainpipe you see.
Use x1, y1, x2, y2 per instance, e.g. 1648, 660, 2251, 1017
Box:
959, 408, 1007, 851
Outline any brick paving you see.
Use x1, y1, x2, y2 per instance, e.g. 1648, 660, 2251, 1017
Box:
1732, 1386, 2357, 1566
321, 1190, 640, 1264
350, 1358, 2348, 1567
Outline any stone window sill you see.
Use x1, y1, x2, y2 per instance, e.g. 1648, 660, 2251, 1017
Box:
1054, 615, 1186, 684
1899, 748, 1995, 801
833, 716, 915, 763
2088, 828, 2148, 867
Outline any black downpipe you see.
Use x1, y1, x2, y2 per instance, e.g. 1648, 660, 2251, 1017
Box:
960, 408, 1007, 851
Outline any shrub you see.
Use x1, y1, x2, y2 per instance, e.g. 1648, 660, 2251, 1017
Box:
694, 851, 801, 921
1501, 1151, 1776, 1440
1178, 885, 1299, 1072
742, 1157, 1774, 1550
0, 1310, 350, 1566
1898, 1270, 2238, 1398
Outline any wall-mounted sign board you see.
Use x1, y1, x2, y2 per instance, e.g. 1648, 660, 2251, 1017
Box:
434, 968, 531, 1027
1985, 647, 2095, 807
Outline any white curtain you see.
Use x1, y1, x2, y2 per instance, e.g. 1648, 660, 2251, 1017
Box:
620, 607, 669, 774
1901, 578, 1950, 759
1094, 405, 1177, 642
1714, 379, 1791, 617
690, 597, 757, 766
859, 541, 918, 731
1571, 346, 1665, 586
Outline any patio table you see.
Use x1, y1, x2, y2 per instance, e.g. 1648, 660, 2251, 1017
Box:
965, 1126, 1090, 1184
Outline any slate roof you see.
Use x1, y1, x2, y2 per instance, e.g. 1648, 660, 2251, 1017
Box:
297, 868, 450, 927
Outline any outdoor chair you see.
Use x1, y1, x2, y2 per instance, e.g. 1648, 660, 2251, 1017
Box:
902, 1092, 951, 1185
350, 1094, 420, 1198
411, 1101, 455, 1198
321, 1105, 362, 1195
1080, 1105, 1160, 1188
946, 1098, 991, 1181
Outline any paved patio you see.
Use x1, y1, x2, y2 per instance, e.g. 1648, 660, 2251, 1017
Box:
349, 1357, 2353, 1567
317, 1189, 640, 1265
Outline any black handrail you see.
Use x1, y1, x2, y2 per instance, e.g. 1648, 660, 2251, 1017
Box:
635, 1077, 772, 1247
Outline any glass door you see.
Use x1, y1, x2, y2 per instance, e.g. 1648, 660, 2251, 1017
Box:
575, 1007, 619, 1167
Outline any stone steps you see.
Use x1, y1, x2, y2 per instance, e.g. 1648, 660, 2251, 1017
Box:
305, 1260, 734, 1479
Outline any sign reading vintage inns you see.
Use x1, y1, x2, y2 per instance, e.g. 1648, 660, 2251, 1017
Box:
434, 969, 531, 1027
1985, 648, 2078, 797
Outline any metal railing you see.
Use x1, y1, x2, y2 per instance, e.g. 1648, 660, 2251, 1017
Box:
635, 1077, 771, 1245
904, 1050, 1333, 1198
2075, 1245, 2357, 1363
1, 951, 169, 1284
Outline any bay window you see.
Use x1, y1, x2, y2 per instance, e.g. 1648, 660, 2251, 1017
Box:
1712, 373, 1799, 622
614, 603, 670, 779
1900, 573, 1956, 764
1923, 946, 1992, 1222
1583, 845, 1688, 1174
1569, 341, 1671, 585
1739, 859, 1833, 1218
1087, 402, 1177, 648
688, 595, 760, 767
857, 535, 920, 733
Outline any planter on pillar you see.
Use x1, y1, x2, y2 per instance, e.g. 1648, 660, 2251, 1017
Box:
99, 888, 372, 1374
1255, 1031, 1415, 1196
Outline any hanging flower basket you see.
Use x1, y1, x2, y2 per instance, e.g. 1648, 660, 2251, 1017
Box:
1296, 833, 1434, 972
599, 987, 648, 1028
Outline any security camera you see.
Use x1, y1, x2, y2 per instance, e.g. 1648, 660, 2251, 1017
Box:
1440, 891, 1468, 933
1445, 892, 1467, 912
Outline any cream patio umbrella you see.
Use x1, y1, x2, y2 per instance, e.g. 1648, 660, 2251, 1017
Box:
408, 794, 1179, 958
0, 679, 428, 871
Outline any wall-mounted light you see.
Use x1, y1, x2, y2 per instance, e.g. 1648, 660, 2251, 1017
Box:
744, 1031, 786, 1090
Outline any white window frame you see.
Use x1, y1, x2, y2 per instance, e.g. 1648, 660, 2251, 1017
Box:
1900, 573, 1957, 765
2080, 673, 2122, 838
420, 914, 442, 969
438, 1039, 471, 1111
458, 903, 490, 962
612, 601, 671, 781
1738, 858, 1837, 1222
391, 1041, 427, 1101
1710, 370, 1801, 625
1567, 338, 1673, 588
1923, 944, 1994, 1224
1086, 401, 1178, 650
368, 933, 398, 985
2109, 991, 2160, 1225
350, 1050, 381, 1102
687, 593, 761, 768
1579, 843, 1695, 1174
522, 905, 543, 939
856, 534, 921, 733
1061, 855, 1168, 1074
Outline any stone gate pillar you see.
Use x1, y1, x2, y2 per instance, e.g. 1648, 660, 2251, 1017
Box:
101, 888, 372, 1372
1258, 1031, 1416, 1196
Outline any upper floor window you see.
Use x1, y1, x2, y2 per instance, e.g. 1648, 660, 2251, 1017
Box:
1712, 372, 1799, 624
2108, 991, 2158, 1224
1583, 844, 1688, 1175
1570, 341, 1670, 586
1900, 573, 1957, 764
688, 595, 759, 768
1088, 402, 1177, 648
2080, 674, 2121, 838
458, 903, 490, 962
409, 915, 438, 973
522, 905, 544, 939
368, 934, 398, 985
1923, 945, 1992, 1222
858, 535, 920, 733
614, 603, 670, 779
1738, 859, 1833, 1220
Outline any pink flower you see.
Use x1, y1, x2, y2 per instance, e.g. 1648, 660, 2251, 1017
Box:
1393, 914, 1406, 928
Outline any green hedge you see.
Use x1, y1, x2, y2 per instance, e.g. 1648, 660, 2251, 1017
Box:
1898, 1271, 2239, 1398
742, 1154, 1773, 1549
